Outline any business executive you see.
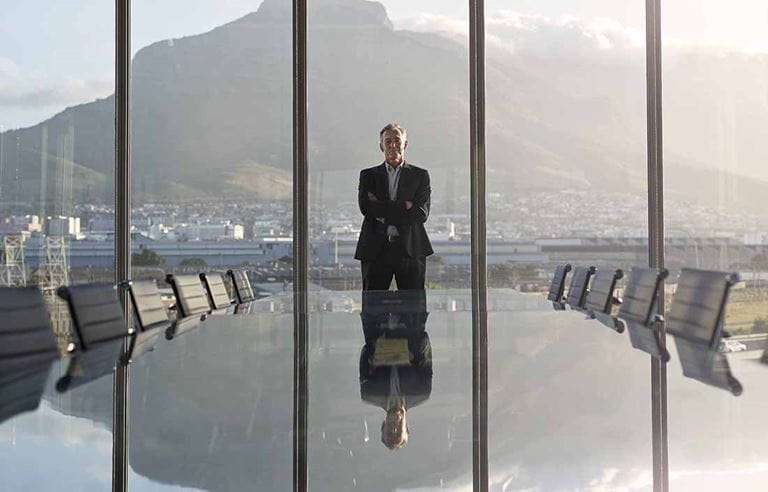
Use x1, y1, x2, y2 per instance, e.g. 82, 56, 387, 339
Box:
354, 123, 434, 290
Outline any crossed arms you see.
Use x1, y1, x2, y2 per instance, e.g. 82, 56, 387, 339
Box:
357, 169, 431, 225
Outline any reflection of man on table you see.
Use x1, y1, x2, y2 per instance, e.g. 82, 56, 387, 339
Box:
359, 290, 432, 450
355, 123, 433, 291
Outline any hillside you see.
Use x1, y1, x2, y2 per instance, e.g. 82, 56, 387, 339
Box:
1, 0, 767, 214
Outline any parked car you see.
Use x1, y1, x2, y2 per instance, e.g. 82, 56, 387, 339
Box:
718, 339, 747, 353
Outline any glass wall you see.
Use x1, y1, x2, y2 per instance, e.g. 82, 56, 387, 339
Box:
9, 1, 768, 490
128, 0, 293, 489
663, 1, 768, 488
484, 0, 648, 289
307, 0, 471, 291
0, 0, 116, 487
0, 1, 117, 346
485, 1, 653, 488
130, 0, 293, 296
307, 0, 474, 488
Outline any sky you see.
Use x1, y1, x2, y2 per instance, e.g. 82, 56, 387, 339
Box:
1, 0, 767, 129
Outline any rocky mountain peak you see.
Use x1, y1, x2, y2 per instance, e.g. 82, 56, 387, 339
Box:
239, 0, 392, 30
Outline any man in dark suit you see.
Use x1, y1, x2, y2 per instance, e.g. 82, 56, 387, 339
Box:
355, 123, 434, 290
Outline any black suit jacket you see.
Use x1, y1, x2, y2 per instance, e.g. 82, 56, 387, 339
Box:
359, 288, 432, 410
359, 331, 433, 411
354, 162, 434, 261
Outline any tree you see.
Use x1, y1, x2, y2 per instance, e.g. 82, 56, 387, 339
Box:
132, 248, 165, 267
180, 257, 207, 269
489, 262, 538, 288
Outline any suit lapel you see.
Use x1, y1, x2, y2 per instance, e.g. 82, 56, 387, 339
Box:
375, 163, 388, 199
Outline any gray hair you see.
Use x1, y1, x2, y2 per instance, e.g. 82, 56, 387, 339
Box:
379, 123, 407, 141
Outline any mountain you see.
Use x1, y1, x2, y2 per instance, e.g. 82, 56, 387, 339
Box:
1, 0, 768, 215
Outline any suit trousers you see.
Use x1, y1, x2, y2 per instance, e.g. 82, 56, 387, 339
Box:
361, 239, 426, 291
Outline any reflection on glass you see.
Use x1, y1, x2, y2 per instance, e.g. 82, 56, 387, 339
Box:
617, 267, 670, 361
0, 362, 115, 490
0, 2, 116, 488
663, 1, 768, 488
359, 290, 432, 450
309, 288, 472, 490
0, 361, 54, 425
128, 313, 294, 490
484, 2, 651, 486
55, 339, 124, 393
0, 3, 115, 351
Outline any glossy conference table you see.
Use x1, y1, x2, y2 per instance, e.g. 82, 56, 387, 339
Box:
2, 289, 768, 491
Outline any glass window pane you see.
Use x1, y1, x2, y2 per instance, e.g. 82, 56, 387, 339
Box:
128, 1, 293, 489
486, 1, 653, 488
130, 0, 293, 290
308, 0, 471, 291
0, 0, 115, 487
308, 0, 473, 488
663, 2, 768, 488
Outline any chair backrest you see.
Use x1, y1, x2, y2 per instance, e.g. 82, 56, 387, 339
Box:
125, 279, 170, 331
547, 264, 571, 302
166, 274, 211, 318
0, 359, 52, 424
200, 273, 233, 309
617, 267, 668, 325
666, 268, 738, 349
584, 268, 623, 314
0, 286, 59, 367
58, 283, 130, 351
566, 266, 595, 309
227, 269, 255, 304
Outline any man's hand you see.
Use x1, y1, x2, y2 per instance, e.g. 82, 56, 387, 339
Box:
405, 201, 413, 210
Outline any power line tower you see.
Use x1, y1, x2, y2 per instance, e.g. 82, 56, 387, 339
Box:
38, 236, 71, 348
0, 235, 27, 286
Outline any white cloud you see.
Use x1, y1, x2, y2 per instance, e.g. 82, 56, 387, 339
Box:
0, 57, 113, 110
395, 13, 468, 39
495, 11, 643, 58
395, 8, 768, 59
394, 10, 645, 60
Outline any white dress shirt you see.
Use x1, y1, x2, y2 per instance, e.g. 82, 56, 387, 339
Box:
385, 162, 403, 237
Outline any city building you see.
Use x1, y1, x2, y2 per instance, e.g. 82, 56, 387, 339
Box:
2, 1, 767, 491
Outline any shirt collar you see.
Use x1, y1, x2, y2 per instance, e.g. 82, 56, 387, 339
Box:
384, 161, 407, 172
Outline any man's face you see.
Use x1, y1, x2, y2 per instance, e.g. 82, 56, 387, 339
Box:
380, 130, 407, 166
381, 407, 408, 449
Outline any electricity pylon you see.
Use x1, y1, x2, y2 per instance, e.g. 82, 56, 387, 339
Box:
0, 235, 27, 286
